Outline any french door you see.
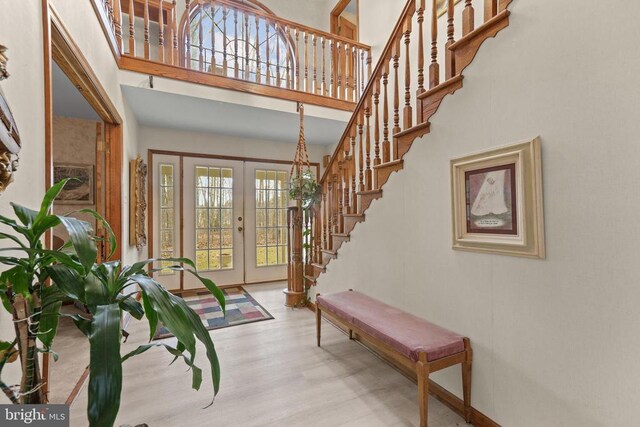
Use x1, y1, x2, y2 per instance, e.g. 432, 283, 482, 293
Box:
151, 153, 292, 291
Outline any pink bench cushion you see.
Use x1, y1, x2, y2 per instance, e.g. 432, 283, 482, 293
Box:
317, 291, 465, 362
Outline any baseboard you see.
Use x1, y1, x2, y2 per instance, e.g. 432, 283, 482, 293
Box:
321, 316, 500, 427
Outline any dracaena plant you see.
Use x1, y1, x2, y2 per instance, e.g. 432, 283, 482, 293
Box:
0, 179, 225, 427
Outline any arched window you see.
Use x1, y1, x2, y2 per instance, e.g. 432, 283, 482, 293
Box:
182, 1, 294, 88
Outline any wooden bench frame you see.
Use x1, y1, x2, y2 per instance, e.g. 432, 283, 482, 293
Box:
316, 292, 473, 427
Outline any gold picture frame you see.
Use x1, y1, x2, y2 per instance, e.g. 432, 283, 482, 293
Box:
129, 155, 148, 251
450, 137, 545, 258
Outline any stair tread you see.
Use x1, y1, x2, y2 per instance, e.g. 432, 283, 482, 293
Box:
343, 213, 365, 218
321, 249, 338, 255
373, 159, 404, 170
394, 121, 431, 139
332, 233, 350, 237
311, 262, 326, 270
357, 189, 382, 195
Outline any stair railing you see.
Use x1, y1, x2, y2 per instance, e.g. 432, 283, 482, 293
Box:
313, 0, 508, 270
93, 0, 372, 105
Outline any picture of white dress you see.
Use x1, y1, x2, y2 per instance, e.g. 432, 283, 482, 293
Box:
465, 164, 516, 235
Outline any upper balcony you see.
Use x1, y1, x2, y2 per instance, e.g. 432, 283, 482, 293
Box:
92, 0, 372, 111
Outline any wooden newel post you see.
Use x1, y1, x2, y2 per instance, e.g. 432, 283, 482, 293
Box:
285, 205, 305, 307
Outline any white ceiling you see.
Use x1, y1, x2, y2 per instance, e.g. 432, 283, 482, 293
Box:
121, 86, 347, 145
52, 62, 101, 121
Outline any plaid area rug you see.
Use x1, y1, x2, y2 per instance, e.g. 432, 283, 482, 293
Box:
153, 286, 274, 340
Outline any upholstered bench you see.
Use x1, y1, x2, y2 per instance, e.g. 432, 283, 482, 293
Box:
316, 290, 472, 427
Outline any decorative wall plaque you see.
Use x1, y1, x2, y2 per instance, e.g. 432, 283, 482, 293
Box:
129, 155, 148, 250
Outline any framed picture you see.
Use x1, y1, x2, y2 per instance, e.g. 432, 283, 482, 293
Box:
450, 137, 545, 258
53, 163, 94, 204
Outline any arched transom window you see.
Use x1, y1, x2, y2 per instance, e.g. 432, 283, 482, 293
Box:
183, 1, 294, 87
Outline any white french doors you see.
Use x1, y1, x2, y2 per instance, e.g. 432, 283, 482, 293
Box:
151, 153, 292, 291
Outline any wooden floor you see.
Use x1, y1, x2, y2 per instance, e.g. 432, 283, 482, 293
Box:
63, 282, 467, 426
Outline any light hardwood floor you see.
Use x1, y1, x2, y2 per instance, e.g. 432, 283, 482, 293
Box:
65, 283, 467, 426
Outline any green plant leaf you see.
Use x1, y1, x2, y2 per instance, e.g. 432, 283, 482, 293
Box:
84, 273, 110, 312
77, 209, 117, 260
87, 304, 122, 427
140, 291, 157, 342
47, 265, 85, 301
10, 203, 37, 228
1, 266, 30, 296
118, 295, 144, 320
132, 274, 220, 395
58, 216, 97, 274
38, 285, 64, 348
31, 215, 61, 241
35, 179, 70, 225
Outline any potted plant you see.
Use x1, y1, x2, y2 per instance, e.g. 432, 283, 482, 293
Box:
0, 179, 224, 427
289, 169, 320, 210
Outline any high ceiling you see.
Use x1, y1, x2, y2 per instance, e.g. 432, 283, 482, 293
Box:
122, 86, 348, 145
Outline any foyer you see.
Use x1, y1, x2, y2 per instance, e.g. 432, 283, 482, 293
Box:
1, 0, 640, 426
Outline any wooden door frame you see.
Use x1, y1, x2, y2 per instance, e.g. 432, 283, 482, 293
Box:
42, 0, 124, 401
147, 149, 320, 293
330, 0, 359, 41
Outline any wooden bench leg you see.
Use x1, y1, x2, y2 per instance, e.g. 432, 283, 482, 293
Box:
416, 353, 430, 427
462, 337, 473, 423
316, 294, 321, 347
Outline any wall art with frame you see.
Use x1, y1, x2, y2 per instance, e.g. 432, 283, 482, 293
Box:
450, 137, 545, 258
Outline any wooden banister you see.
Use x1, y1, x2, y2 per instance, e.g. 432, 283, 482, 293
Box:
90, 0, 371, 109
311, 0, 513, 278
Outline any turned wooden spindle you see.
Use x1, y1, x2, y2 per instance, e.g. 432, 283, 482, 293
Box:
403, 17, 412, 129
364, 100, 373, 190
463, 0, 475, 36
445, 0, 455, 79
321, 38, 326, 95
304, 31, 311, 92
343, 140, 351, 214
361, 50, 365, 98
143, 0, 150, 59
344, 43, 350, 101
329, 40, 335, 96
332, 172, 339, 235
128, 0, 135, 55
392, 38, 401, 159
321, 190, 327, 251
349, 123, 358, 214
336, 42, 342, 99
374, 78, 381, 167
326, 181, 332, 249
295, 29, 301, 90
158, 0, 165, 63
382, 62, 390, 163
347, 126, 356, 213
198, 10, 204, 70
429, 0, 439, 88
417, 0, 425, 95
233, 9, 239, 78
107, 0, 114, 28
266, 21, 271, 84
172, 1, 178, 65
113, 0, 123, 52
222, 6, 228, 74
313, 35, 318, 93
211, 2, 219, 71
358, 110, 365, 193
485, 0, 497, 22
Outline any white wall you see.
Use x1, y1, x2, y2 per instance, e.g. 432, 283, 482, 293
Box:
317, 0, 640, 425
139, 125, 328, 173
0, 0, 47, 387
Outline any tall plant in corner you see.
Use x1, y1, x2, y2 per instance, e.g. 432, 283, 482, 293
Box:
0, 179, 224, 427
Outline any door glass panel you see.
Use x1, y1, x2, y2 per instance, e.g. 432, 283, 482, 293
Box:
159, 164, 175, 274
195, 166, 234, 271
255, 169, 288, 267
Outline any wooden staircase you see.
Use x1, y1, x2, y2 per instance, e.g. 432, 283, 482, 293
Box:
305, 0, 513, 285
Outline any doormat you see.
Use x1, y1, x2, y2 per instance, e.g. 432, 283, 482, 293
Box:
153, 286, 274, 340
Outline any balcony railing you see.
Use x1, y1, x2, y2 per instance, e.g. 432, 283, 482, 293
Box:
93, 0, 372, 110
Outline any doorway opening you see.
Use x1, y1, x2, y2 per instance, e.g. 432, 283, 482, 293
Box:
330, 0, 359, 41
